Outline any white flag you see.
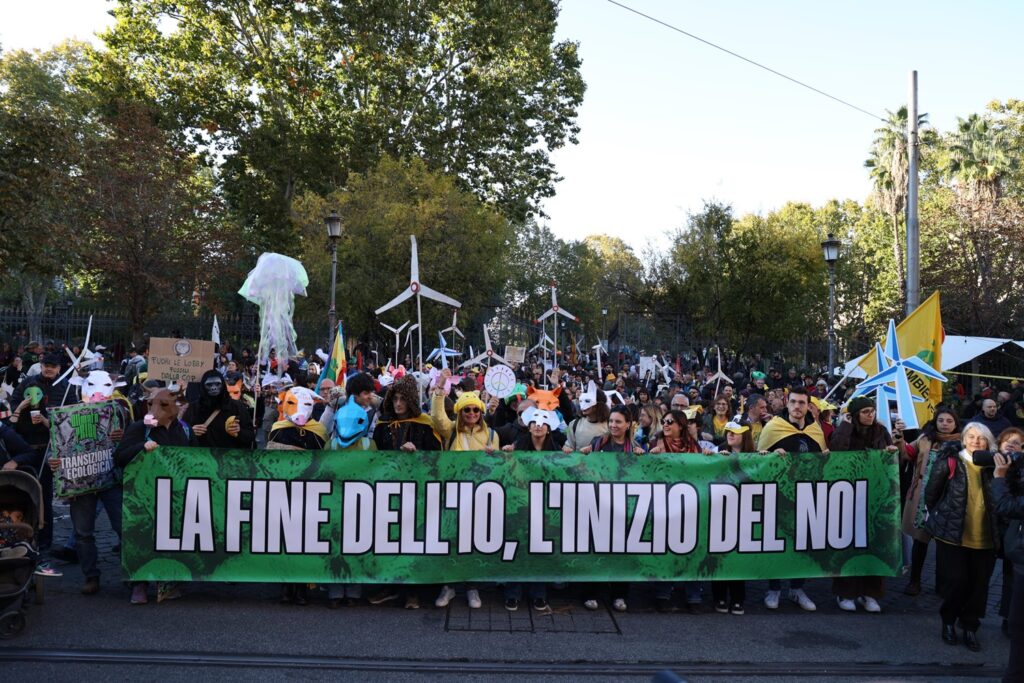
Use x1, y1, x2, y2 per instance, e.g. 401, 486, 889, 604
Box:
211, 315, 221, 345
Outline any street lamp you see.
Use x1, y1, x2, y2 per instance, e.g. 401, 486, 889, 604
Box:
325, 210, 343, 346
601, 307, 608, 343
820, 233, 841, 375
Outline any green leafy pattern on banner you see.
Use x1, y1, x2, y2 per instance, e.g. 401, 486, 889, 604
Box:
122, 447, 901, 583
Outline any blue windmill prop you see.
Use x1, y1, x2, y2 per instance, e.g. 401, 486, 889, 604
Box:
425, 331, 461, 370
850, 319, 945, 430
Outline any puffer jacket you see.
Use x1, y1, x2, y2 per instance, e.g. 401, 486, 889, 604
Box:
924, 442, 1000, 551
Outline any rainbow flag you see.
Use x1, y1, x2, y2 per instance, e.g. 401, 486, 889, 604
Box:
317, 322, 347, 391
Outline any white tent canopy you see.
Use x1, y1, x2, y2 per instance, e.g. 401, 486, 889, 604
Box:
841, 335, 1021, 381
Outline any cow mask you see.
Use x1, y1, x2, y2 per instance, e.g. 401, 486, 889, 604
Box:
279, 387, 319, 427
70, 371, 126, 404
144, 387, 181, 427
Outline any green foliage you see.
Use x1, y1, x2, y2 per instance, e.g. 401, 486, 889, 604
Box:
102, 0, 585, 247
291, 156, 514, 349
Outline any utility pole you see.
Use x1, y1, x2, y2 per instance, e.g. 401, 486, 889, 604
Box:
906, 70, 920, 315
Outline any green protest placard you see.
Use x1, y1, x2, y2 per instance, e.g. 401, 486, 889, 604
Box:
50, 401, 122, 497
122, 447, 901, 583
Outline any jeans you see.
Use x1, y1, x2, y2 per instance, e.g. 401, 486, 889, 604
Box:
504, 583, 546, 601
69, 487, 123, 579
327, 584, 363, 600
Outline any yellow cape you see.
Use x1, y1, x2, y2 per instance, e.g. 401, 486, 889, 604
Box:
379, 413, 442, 446
758, 416, 828, 452
271, 419, 328, 442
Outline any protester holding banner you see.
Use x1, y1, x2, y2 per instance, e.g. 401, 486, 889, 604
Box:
113, 385, 195, 605
581, 405, 638, 612
828, 396, 899, 613
183, 370, 255, 449
757, 386, 820, 612
647, 409, 699, 454
902, 407, 962, 596
372, 376, 441, 453
431, 373, 499, 453
564, 382, 608, 452
924, 422, 999, 651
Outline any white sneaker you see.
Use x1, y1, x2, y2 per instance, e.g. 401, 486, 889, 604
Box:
466, 589, 482, 609
435, 585, 456, 608
836, 596, 856, 612
789, 588, 816, 612
583, 599, 599, 611
764, 590, 780, 610
612, 598, 627, 612
857, 596, 881, 613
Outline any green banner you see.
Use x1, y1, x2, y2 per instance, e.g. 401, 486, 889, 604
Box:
122, 447, 901, 583
50, 401, 123, 498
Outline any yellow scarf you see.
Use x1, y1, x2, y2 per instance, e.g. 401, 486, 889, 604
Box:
271, 419, 328, 442
758, 416, 828, 452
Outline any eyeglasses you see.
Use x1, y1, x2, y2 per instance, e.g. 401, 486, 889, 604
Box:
462, 407, 481, 414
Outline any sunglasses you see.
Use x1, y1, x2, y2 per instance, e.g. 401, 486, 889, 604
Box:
462, 407, 481, 414
661, 419, 676, 426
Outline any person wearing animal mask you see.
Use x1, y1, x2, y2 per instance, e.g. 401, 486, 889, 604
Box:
113, 385, 195, 605
183, 370, 254, 449
267, 386, 327, 450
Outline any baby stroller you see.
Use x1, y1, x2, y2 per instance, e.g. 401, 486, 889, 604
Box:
0, 469, 43, 638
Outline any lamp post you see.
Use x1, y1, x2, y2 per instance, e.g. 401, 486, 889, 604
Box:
820, 233, 841, 375
325, 210, 343, 347
601, 307, 608, 344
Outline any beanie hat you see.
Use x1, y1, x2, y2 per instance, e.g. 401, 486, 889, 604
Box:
847, 395, 875, 415
453, 390, 486, 414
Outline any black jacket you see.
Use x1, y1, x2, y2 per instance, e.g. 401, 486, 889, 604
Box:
924, 443, 999, 550
497, 419, 566, 449
992, 476, 1024, 568
0, 422, 36, 470
113, 419, 196, 469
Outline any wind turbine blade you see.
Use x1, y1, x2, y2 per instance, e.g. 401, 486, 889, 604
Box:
483, 326, 492, 350
81, 315, 93, 355
536, 309, 555, 322
855, 365, 902, 391
894, 369, 920, 429
410, 236, 419, 284
381, 322, 398, 334
884, 319, 900, 360
875, 386, 892, 431
375, 287, 415, 315
418, 284, 461, 308
453, 328, 465, 339
397, 321, 409, 333
902, 357, 946, 381
556, 307, 576, 321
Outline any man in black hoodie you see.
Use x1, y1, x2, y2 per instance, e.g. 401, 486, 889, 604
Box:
182, 370, 254, 449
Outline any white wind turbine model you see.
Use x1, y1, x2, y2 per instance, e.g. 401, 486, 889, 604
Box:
379, 320, 409, 368
703, 346, 733, 398
375, 236, 461, 369
535, 280, 578, 371
441, 309, 464, 353
461, 325, 508, 368
403, 323, 420, 366
592, 340, 607, 375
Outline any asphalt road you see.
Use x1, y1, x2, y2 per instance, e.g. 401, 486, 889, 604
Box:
1, 501, 1013, 682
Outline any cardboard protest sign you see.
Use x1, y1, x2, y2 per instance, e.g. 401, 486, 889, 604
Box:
50, 401, 123, 497
504, 345, 526, 364
148, 337, 216, 383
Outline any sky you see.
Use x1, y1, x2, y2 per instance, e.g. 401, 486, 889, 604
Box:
2, 0, 1022, 251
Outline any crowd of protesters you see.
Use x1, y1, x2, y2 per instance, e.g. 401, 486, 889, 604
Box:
2, 337, 1024, 674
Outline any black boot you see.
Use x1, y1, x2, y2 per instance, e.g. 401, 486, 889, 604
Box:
963, 629, 980, 652
941, 623, 958, 645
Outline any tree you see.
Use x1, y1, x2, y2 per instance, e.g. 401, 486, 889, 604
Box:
863, 107, 934, 311
291, 156, 515, 352
75, 104, 241, 345
0, 42, 95, 341
103, 0, 585, 247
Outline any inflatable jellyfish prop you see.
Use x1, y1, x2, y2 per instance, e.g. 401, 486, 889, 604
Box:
238, 253, 309, 375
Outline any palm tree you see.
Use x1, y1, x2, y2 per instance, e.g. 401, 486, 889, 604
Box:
943, 113, 1017, 209
864, 106, 931, 308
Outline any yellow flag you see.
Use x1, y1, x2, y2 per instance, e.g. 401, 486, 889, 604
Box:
857, 291, 943, 427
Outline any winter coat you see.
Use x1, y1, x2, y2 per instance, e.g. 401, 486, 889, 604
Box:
113, 418, 196, 469
829, 419, 893, 451
992, 476, 1024, 569
924, 444, 999, 551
